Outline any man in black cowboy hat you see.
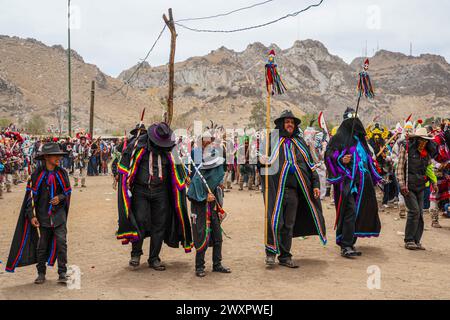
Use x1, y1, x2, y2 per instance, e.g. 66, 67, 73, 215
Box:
325, 108, 383, 258
130, 123, 147, 140
5, 142, 72, 284
187, 130, 231, 277
261, 110, 326, 268
117, 122, 193, 271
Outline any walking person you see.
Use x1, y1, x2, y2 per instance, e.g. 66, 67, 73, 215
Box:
397, 127, 438, 250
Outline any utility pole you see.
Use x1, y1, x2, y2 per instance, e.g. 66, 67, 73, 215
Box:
163, 8, 176, 126
89, 81, 95, 138
410, 42, 413, 56
68, 0, 73, 136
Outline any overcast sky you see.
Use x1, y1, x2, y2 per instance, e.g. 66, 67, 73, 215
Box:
1, 0, 449, 77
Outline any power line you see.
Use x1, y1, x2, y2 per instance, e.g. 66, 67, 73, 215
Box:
109, 24, 167, 97
176, 0, 274, 23
175, 0, 325, 33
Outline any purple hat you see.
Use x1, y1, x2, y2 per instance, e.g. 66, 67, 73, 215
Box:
148, 122, 176, 148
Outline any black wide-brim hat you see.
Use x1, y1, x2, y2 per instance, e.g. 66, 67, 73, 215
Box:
274, 110, 301, 128
130, 123, 147, 136
148, 122, 176, 148
35, 142, 67, 160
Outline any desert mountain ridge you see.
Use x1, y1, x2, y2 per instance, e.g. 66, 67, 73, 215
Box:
1, 35, 449, 134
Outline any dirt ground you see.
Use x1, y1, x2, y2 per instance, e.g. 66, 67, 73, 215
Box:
1, 175, 450, 300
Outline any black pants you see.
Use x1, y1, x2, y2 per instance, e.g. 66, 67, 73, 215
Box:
266, 188, 298, 261
36, 224, 67, 275
404, 189, 424, 244
131, 184, 170, 264
339, 191, 357, 248
192, 201, 223, 271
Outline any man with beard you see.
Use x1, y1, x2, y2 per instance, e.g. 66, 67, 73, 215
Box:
5, 142, 72, 284
397, 127, 438, 250
429, 119, 450, 228
188, 131, 231, 277
325, 108, 383, 258
117, 122, 193, 271
261, 110, 326, 268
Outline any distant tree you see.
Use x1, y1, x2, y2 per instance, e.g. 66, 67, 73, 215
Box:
0, 118, 12, 129
248, 101, 269, 130
299, 113, 319, 131
25, 115, 47, 134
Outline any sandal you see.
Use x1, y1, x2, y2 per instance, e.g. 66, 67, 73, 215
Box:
196, 269, 206, 277
352, 246, 362, 256
405, 242, 418, 250
129, 256, 140, 268
415, 243, 426, 251
265, 255, 276, 266
341, 247, 358, 258
149, 260, 166, 271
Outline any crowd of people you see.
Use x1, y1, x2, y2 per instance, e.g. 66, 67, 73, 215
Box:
0, 127, 123, 197
2, 111, 449, 283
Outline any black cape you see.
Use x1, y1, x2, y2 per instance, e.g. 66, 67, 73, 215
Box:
325, 118, 382, 243
5, 167, 71, 272
116, 134, 193, 252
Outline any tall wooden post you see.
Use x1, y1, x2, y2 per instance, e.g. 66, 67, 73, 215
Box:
67, 0, 72, 136
264, 90, 271, 246
163, 8, 177, 126
89, 80, 95, 138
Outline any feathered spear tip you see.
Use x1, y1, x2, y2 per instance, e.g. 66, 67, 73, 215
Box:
265, 50, 287, 96
357, 58, 375, 99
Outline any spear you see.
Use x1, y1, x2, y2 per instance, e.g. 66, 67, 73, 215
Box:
376, 114, 412, 158
126, 108, 145, 185
264, 49, 286, 245
349, 58, 374, 145
186, 156, 228, 222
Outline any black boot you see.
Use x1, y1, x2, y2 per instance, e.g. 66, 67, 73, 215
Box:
213, 264, 231, 273
57, 273, 68, 284
34, 273, 46, 285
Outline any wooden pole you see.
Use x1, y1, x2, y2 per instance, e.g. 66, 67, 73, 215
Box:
163, 8, 177, 126
67, 0, 72, 136
89, 81, 95, 138
264, 90, 271, 245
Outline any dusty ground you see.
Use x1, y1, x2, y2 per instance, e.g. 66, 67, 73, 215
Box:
1, 175, 450, 300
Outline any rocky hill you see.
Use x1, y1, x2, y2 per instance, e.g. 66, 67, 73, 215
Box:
120, 40, 450, 127
0, 35, 162, 134
1, 35, 448, 135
